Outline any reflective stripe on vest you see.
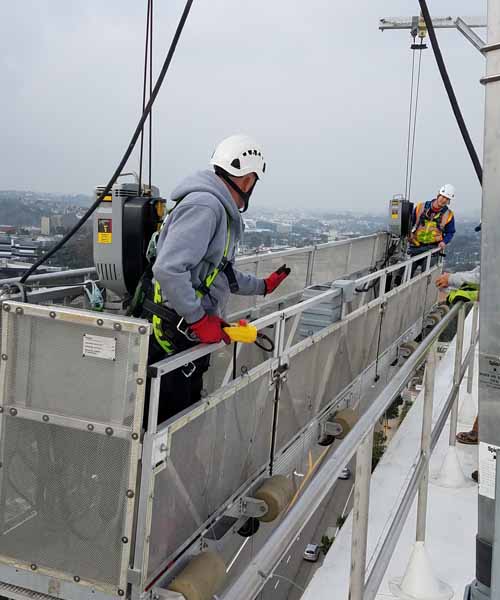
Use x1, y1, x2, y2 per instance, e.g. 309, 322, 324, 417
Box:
412, 202, 453, 246
152, 210, 232, 353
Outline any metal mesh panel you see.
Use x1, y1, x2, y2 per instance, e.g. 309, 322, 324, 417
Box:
311, 244, 350, 283
348, 237, 379, 274
0, 416, 131, 587
255, 252, 310, 305
380, 277, 427, 352
147, 372, 274, 578
4, 314, 141, 427
277, 326, 354, 453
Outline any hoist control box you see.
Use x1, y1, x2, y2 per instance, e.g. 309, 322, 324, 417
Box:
388, 195, 413, 239
93, 182, 164, 298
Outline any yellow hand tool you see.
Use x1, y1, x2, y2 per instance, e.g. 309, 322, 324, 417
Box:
223, 320, 258, 344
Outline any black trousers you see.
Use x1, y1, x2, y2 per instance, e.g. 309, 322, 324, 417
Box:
145, 339, 210, 426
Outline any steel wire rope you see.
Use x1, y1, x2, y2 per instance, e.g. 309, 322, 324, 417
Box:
407, 44, 424, 203
404, 37, 417, 200
138, 0, 152, 193
19, 0, 195, 285
149, 0, 154, 190
418, 0, 482, 185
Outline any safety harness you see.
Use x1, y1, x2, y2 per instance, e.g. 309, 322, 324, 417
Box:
411, 201, 453, 246
136, 200, 238, 354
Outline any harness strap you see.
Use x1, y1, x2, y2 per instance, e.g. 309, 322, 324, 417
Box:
152, 208, 237, 353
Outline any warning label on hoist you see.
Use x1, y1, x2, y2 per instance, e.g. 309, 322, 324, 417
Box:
479, 442, 500, 499
83, 334, 116, 361
97, 218, 112, 244
479, 353, 500, 390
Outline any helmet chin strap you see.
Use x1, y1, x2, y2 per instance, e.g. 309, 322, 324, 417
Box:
215, 167, 257, 213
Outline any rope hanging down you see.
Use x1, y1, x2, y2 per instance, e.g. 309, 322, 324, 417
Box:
404, 32, 425, 203
138, 0, 154, 193
19, 0, 195, 285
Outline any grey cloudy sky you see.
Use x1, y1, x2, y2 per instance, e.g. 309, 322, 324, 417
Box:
0, 1, 486, 215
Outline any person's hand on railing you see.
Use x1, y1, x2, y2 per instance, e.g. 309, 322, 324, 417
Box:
435, 272, 450, 288
188, 314, 230, 344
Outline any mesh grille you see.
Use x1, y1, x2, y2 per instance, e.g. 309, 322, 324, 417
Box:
0, 416, 131, 586
5, 314, 140, 427
147, 373, 274, 578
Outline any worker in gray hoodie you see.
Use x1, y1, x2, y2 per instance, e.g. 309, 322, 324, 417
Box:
145, 135, 290, 420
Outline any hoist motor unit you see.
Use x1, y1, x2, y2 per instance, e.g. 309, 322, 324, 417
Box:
388, 196, 413, 239
93, 182, 164, 297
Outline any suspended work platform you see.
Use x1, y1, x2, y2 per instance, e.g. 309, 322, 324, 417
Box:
0, 233, 451, 600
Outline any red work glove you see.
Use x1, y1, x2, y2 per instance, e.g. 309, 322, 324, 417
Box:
188, 314, 230, 344
264, 264, 291, 295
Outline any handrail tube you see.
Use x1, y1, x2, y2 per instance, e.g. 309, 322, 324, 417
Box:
365, 336, 476, 600
150, 258, 438, 378
363, 459, 427, 600
0, 266, 97, 286
0, 233, 388, 286
219, 303, 461, 600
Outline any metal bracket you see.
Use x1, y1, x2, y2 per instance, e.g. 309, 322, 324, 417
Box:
127, 568, 142, 586
332, 279, 355, 303
455, 17, 486, 53
322, 421, 343, 437
238, 496, 268, 518
270, 362, 289, 389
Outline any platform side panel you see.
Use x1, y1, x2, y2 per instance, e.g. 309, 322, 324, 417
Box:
146, 370, 275, 579
0, 303, 148, 595
4, 311, 142, 426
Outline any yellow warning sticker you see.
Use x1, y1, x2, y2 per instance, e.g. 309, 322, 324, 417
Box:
98, 219, 112, 244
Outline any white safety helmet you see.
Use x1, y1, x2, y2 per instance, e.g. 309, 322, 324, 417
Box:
210, 134, 266, 180
438, 184, 455, 201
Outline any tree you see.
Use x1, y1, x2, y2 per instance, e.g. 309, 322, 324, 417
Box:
372, 430, 387, 471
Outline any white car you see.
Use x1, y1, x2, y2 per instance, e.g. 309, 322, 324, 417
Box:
339, 467, 351, 480
303, 543, 321, 562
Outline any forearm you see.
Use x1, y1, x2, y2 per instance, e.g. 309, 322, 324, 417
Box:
232, 266, 266, 296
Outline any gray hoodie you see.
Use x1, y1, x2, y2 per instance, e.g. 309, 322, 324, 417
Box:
152, 169, 265, 323
448, 265, 480, 288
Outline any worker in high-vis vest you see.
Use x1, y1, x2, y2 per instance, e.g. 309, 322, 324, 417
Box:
408, 184, 456, 275
144, 135, 290, 421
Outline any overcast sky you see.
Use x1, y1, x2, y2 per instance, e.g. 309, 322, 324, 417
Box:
0, 1, 486, 215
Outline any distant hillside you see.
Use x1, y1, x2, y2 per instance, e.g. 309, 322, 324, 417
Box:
0, 191, 92, 227
0, 197, 45, 226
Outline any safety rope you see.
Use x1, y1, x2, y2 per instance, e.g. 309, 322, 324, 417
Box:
404, 37, 417, 201
138, 0, 153, 193
407, 44, 423, 203
404, 34, 425, 203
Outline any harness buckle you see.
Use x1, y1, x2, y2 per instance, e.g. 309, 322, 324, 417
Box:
181, 362, 196, 378
176, 317, 198, 342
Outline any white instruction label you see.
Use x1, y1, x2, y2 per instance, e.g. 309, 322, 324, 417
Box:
479, 442, 500, 499
83, 334, 116, 361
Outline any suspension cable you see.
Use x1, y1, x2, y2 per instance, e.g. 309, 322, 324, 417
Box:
138, 0, 152, 193
404, 37, 417, 201
149, 0, 154, 190
19, 0, 195, 285
407, 43, 424, 203
418, 0, 483, 185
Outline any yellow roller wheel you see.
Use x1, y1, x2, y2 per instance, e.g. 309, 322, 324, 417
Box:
333, 408, 357, 439
255, 475, 294, 522
168, 552, 226, 600
435, 304, 450, 318
400, 340, 419, 359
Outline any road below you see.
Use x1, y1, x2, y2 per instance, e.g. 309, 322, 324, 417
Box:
259, 459, 354, 600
